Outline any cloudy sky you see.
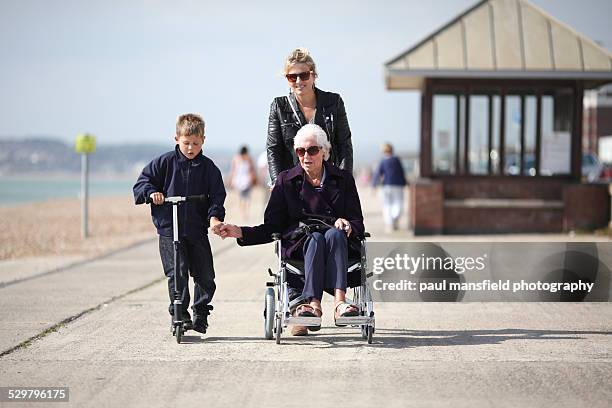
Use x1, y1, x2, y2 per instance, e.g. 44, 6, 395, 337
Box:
1, 0, 610, 161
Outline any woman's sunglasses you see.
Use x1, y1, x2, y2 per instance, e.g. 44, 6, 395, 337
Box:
295, 146, 322, 157
285, 71, 312, 83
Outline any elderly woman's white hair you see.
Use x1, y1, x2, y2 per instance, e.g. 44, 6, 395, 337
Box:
294, 124, 331, 161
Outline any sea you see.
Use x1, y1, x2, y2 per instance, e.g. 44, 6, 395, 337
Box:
0, 176, 137, 206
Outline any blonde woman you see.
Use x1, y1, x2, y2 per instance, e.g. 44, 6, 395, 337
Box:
266, 47, 353, 185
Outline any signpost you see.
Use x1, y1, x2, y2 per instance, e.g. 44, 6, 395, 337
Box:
75, 134, 96, 238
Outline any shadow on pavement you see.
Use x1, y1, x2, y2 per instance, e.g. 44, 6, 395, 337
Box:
271, 327, 612, 348
171, 328, 612, 348
178, 335, 207, 344
202, 336, 268, 342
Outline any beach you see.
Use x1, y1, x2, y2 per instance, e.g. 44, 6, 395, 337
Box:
0, 195, 153, 260
0, 187, 274, 260
0, 183, 373, 261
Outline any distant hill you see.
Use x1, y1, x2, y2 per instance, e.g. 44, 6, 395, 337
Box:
0, 137, 235, 176
0, 136, 418, 177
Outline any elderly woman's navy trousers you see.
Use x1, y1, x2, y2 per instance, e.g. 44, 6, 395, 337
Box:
302, 228, 348, 300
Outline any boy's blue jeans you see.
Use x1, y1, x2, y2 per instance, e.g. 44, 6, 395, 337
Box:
158, 235, 215, 317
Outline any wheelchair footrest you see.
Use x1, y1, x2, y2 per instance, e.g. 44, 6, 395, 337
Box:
284, 316, 322, 327
335, 316, 375, 326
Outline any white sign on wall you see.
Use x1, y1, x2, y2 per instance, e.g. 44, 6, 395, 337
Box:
541, 131, 571, 175
598, 135, 612, 163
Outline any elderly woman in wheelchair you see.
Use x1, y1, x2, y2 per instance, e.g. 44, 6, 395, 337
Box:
217, 124, 372, 339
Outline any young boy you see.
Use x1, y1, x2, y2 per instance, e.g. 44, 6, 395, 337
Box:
133, 113, 226, 334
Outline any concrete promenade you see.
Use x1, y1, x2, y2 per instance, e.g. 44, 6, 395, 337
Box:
1, 188, 611, 407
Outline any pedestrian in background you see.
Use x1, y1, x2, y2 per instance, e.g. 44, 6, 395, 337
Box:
372, 143, 407, 232
229, 145, 257, 219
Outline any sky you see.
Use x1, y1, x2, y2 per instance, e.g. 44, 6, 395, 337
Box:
1, 0, 611, 162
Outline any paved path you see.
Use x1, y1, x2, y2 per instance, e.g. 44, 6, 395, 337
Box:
1, 188, 611, 407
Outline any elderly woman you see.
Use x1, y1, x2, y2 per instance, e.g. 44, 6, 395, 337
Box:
218, 124, 364, 336
267, 48, 353, 185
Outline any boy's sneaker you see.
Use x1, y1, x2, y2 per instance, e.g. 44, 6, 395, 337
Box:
192, 314, 208, 334
182, 311, 193, 331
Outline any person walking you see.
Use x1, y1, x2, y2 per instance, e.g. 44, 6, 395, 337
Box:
372, 143, 407, 232
229, 145, 257, 220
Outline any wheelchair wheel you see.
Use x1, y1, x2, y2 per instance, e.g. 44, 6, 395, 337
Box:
264, 288, 275, 340
366, 326, 373, 344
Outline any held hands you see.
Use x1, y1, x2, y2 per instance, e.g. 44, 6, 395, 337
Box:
209, 217, 223, 234
149, 192, 165, 205
210, 222, 243, 240
334, 218, 352, 236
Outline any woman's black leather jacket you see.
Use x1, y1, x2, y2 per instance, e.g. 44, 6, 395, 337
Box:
266, 87, 353, 183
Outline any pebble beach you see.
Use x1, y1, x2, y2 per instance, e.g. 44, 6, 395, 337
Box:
0, 195, 153, 260
0, 188, 270, 260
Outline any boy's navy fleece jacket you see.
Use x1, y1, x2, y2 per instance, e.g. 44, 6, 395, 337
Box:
133, 146, 226, 238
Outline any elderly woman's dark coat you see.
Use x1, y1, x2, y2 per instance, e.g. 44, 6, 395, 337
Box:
238, 161, 364, 259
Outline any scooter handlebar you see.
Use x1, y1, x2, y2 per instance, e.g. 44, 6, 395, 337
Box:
144, 194, 206, 205
185, 194, 206, 202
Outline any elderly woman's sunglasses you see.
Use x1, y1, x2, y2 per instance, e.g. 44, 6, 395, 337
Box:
295, 146, 322, 157
285, 71, 312, 83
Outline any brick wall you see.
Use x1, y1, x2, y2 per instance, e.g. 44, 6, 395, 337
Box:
444, 207, 563, 234
410, 177, 610, 234
411, 180, 443, 235
440, 176, 567, 200
563, 184, 610, 231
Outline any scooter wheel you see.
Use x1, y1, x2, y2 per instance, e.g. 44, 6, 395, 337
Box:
175, 326, 183, 344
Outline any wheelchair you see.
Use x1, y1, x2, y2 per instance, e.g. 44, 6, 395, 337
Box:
263, 220, 375, 344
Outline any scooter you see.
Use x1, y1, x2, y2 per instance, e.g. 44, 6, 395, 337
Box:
145, 194, 205, 344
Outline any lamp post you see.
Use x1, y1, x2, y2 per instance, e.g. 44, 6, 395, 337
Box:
75, 133, 96, 238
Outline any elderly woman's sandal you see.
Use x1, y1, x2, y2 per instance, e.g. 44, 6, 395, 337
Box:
291, 303, 316, 336
334, 301, 359, 327
307, 304, 323, 332
291, 303, 323, 334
